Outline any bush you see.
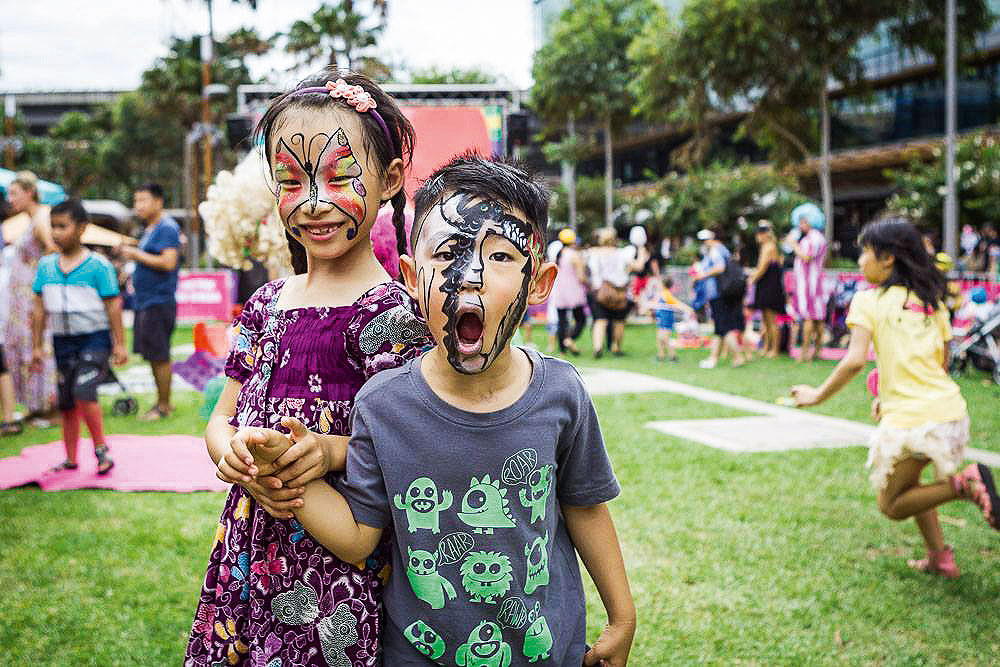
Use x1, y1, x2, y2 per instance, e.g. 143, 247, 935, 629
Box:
885, 131, 1000, 231
623, 162, 807, 245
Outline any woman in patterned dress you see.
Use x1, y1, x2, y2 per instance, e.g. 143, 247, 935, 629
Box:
4, 171, 57, 420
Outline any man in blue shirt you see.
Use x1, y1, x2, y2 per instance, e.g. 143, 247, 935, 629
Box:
119, 183, 180, 420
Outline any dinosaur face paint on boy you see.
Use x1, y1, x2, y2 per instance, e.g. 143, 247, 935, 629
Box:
410, 193, 543, 374
270, 109, 378, 253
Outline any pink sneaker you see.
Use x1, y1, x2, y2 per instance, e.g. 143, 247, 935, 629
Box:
952, 463, 1000, 530
907, 546, 960, 579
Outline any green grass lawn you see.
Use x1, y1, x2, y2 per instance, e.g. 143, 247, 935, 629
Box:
1, 323, 998, 664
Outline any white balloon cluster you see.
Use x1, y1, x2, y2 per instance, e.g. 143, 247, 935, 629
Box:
199, 151, 291, 274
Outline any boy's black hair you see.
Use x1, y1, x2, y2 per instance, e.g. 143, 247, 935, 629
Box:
51, 198, 89, 225
411, 152, 549, 252
254, 68, 415, 275
661, 274, 674, 289
136, 183, 165, 201
858, 214, 947, 311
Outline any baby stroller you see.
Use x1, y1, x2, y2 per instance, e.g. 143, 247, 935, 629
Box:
949, 299, 1000, 386
102, 369, 140, 417
826, 278, 859, 348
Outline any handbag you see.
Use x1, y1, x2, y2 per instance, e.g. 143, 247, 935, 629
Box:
717, 259, 747, 300
596, 282, 628, 311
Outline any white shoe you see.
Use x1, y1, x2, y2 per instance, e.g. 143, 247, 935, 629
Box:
699, 358, 717, 369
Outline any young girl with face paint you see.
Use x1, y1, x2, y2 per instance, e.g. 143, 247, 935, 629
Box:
290, 154, 636, 667
186, 70, 432, 667
792, 216, 999, 579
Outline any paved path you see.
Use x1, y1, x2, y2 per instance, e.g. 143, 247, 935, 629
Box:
576, 367, 1000, 467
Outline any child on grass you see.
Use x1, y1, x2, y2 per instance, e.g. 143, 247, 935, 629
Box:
186, 70, 432, 666
287, 154, 635, 666
31, 198, 127, 474
645, 274, 694, 362
792, 215, 999, 578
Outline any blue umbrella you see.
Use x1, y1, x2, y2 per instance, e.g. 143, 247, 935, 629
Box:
0, 168, 66, 206
790, 202, 825, 232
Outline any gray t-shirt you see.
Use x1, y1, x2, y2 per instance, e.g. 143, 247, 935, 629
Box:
339, 348, 620, 666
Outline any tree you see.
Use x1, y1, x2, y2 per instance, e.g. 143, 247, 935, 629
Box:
281, 1, 389, 77
885, 131, 1000, 233
408, 67, 497, 84
631, 0, 995, 244
532, 0, 655, 227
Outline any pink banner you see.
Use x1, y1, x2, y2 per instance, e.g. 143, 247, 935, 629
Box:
176, 270, 234, 322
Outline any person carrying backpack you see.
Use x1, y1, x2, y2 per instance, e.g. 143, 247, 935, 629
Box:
694, 227, 746, 368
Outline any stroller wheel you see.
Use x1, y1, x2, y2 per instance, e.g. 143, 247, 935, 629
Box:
113, 397, 139, 417
947, 349, 965, 377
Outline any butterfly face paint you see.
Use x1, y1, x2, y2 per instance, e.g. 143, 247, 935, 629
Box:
411, 193, 544, 374
269, 106, 389, 263
273, 128, 368, 241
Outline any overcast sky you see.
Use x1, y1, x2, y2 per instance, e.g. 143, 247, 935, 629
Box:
0, 0, 537, 92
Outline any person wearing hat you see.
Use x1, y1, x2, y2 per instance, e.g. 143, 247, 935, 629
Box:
549, 227, 589, 355
693, 227, 746, 368
790, 206, 829, 362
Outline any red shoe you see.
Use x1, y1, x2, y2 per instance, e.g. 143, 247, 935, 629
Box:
907, 546, 960, 579
953, 463, 1000, 530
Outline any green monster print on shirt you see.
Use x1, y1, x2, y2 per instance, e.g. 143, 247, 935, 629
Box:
455, 621, 512, 667
523, 532, 549, 595
518, 464, 553, 525
457, 475, 516, 535
395, 476, 453, 534
403, 619, 446, 661
460, 551, 513, 604
522, 602, 553, 663
406, 547, 457, 610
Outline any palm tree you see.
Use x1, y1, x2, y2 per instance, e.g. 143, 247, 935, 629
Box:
282, 1, 389, 75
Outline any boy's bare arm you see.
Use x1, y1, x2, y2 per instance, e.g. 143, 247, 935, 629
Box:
294, 479, 383, 564
563, 502, 635, 667
102, 295, 128, 365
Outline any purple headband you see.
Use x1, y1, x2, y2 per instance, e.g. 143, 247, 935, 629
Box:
293, 79, 394, 152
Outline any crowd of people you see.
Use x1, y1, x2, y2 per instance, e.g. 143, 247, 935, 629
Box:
519, 203, 839, 372
0, 173, 182, 472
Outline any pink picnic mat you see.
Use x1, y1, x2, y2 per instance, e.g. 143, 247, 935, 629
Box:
0, 434, 229, 492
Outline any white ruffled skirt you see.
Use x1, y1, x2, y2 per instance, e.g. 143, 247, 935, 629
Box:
866, 415, 970, 492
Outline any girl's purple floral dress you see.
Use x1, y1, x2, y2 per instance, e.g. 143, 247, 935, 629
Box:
185, 279, 431, 667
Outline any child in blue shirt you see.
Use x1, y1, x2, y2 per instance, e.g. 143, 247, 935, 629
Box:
32, 199, 127, 474
645, 274, 695, 362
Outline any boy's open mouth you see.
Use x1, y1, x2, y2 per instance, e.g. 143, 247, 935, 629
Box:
455, 311, 484, 355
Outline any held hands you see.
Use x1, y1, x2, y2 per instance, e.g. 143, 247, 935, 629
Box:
790, 384, 822, 407
216, 426, 302, 519
584, 619, 636, 667
215, 417, 342, 519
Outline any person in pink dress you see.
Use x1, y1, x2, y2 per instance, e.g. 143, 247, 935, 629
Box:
791, 207, 828, 362
549, 228, 589, 355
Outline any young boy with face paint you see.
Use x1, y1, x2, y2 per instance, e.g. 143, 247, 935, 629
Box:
293, 155, 635, 666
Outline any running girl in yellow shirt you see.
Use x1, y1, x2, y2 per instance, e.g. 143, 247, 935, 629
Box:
791, 215, 998, 579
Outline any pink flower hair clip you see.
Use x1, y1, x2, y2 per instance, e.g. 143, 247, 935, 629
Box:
290, 78, 393, 149
324, 79, 377, 113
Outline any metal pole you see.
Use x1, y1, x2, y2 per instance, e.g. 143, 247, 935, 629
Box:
3, 95, 16, 170
944, 0, 958, 259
